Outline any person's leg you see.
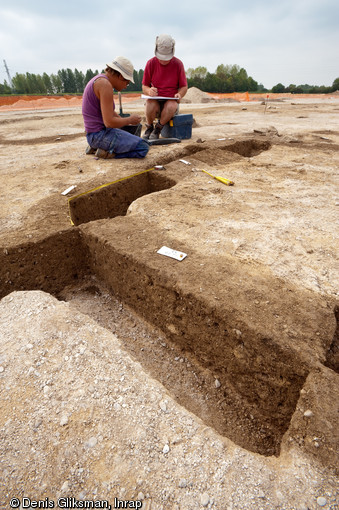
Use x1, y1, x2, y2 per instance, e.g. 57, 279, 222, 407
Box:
87, 128, 149, 159
112, 129, 149, 158
86, 133, 98, 152
149, 100, 179, 140
159, 100, 179, 126
144, 99, 160, 125
115, 138, 149, 159
142, 99, 161, 139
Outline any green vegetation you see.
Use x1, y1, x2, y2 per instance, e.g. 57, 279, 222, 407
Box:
271, 81, 338, 94
0, 66, 338, 95
0, 68, 143, 95
186, 64, 259, 92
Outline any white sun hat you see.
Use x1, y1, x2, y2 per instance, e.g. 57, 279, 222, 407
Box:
155, 34, 175, 61
107, 56, 134, 83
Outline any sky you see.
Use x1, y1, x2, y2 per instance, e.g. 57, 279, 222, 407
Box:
0, 0, 338, 89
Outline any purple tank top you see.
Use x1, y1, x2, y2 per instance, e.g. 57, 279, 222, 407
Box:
82, 74, 115, 133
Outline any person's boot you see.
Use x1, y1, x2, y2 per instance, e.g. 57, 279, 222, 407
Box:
149, 122, 164, 140
95, 148, 115, 159
86, 145, 96, 155
142, 123, 154, 140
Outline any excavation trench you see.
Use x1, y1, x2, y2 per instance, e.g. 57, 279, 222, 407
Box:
69, 171, 176, 227
1, 221, 333, 457
0, 138, 335, 457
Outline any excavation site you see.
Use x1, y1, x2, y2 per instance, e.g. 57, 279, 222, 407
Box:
0, 93, 338, 510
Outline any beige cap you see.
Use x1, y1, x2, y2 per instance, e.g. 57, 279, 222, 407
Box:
155, 34, 175, 61
107, 56, 134, 83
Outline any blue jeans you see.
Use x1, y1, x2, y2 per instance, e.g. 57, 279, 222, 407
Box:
86, 128, 149, 159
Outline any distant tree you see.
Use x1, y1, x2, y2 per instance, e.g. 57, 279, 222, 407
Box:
247, 76, 259, 92
257, 83, 267, 92
84, 69, 97, 86
58, 69, 68, 92
186, 64, 260, 92
36, 74, 47, 94
286, 84, 304, 94
297, 84, 312, 93
202, 72, 217, 92
0, 80, 12, 94
66, 68, 77, 93
186, 66, 208, 80
215, 64, 230, 80
234, 67, 248, 91
56, 68, 77, 93
127, 68, 143, 91
271, 83, 285, 93
185, 67, 207, 90
12, 73, 28, 94
315, 85, 331, 93
12, 72, 47, 94
74, 68, 85, 93
26, 73, 38, 93
42, 72, 53, 94
50, 73, 63, 93
137, 68, 144, 90
332, 77, 339, 91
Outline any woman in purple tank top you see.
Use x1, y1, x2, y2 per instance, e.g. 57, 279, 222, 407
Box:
82, 56, 149, 159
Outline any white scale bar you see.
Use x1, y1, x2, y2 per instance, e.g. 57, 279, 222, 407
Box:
157, 246, 187, 261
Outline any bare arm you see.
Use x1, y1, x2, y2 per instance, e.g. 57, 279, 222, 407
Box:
95, 78, 141, 127
142, 84, 158, 97
174, 85, 188, 101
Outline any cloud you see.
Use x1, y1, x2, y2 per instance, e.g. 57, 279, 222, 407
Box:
1, 0, 338, 88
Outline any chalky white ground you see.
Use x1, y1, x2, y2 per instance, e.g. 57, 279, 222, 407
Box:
0, 291, 337, 509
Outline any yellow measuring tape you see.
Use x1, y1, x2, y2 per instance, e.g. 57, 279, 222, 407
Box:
202, 169, 234, 186
67, 166, 155, 225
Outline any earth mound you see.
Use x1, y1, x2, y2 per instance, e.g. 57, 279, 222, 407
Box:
182, 86, 218, 103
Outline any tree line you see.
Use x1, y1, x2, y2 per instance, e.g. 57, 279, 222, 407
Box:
0, 67, 144, 95
0, 65, 338, 95
271, 79, 339, 94
186, 65, 339, 94
186, 64, 259, 92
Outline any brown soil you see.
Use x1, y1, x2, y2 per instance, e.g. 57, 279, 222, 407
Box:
0, 94, 338, 509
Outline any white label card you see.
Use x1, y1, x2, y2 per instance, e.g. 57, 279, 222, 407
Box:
157, 246, 187, 261
61, 185, 76, 196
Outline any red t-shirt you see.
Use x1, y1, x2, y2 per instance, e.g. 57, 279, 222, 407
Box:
142, 57, 187, 97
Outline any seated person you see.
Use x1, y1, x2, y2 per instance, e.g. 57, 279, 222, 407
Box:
142, 34, 188, 140
82, 56, 149, 159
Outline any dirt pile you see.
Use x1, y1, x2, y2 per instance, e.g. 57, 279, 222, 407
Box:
182, 86, 218, 103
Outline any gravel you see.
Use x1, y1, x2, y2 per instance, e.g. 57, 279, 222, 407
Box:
0, 291, 338, 510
